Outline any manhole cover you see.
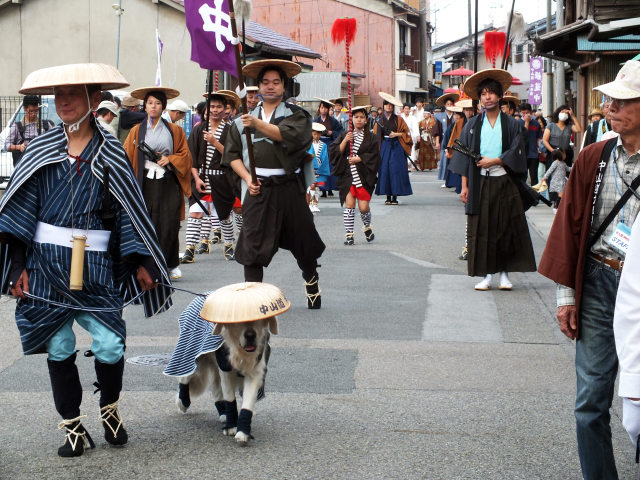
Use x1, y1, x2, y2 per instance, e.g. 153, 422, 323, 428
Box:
126, 353, 172, 366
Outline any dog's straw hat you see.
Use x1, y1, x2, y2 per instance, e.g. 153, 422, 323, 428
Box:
435, 92, 460, 107
200, 282, 291, 324
463, 69, 512, 100
378, 92, 403, 107
242, 59, 301, 79
19, 63, 129, 95
130, 86, 180, 101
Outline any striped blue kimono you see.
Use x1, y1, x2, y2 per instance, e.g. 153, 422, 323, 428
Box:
0, 121, 173, 355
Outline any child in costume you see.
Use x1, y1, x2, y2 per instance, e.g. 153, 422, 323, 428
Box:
307, 122, 331, 212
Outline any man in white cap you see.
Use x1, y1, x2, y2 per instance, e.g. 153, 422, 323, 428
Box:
96, 100, 119, 137
162, 99, 189, 124
539, 59, 640, 479
0, 63, 172, 458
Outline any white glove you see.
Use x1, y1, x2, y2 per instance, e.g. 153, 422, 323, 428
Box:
622, 398, 640, 445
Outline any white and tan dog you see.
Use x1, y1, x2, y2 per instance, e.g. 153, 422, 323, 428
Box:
176, 317, 278, 445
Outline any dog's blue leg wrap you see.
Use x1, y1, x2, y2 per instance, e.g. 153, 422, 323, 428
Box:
225, 400, 238, 429
237, 409, 253, 436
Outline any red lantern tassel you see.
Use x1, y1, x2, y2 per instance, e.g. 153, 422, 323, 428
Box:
331, 17, 357, 45
484, 30, 506, 68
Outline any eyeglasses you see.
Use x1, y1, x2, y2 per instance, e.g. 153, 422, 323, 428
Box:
604, 96, 638, 109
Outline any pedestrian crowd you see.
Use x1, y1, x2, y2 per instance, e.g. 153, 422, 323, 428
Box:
2, 56, 640, 480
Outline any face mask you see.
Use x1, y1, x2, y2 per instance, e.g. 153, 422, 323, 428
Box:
558, 112, 569, 122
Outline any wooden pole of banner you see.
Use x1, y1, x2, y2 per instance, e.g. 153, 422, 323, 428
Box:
501, 0, 516, 70
204, 69, 213, 127
228, 0, 257, 184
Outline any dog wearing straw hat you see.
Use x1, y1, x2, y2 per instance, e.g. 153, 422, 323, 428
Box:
165, 282, 289, 445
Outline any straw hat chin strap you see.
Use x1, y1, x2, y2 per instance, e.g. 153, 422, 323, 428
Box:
59, 86, 94, 133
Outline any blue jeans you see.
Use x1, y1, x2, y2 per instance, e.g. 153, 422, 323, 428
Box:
575, 256, 621, 480
45, 311, 124, 364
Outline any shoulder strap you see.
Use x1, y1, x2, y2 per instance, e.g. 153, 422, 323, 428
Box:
16, 121, 25, 139
588, 140, 636, 248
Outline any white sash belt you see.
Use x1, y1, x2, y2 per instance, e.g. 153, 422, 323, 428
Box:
255, 167, 286, 177
145, 159, 166, 179
34, 222, 111, 251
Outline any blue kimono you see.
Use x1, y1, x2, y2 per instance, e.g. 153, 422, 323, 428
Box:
308, 141, 331, 186
0, 121, 172, 355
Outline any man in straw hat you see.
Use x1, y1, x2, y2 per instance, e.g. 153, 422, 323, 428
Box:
539, 59, 640, 479
374, 91, 413, 205
222, 59, 325, 309
448, 68, 536, 291
123, 85, 193, 281
0, 63, 172, 457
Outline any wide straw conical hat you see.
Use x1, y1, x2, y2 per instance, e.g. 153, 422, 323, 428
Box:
19, 63, 129, 95
463, 69, 512, 100
455, 99, 473, 109
130, 86, 180, 101
435, 92, 460, 107
378, 92, 403, 107
502, 91, 520, 104
242, 59, 301, 79
312, 122, 327, 132
215, 89, 241, 109
200, 282, 291, 324
314, 97, 335, 106
351, 104, 372, 114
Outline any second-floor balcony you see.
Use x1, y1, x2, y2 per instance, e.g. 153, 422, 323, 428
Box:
399, 54, 420, 73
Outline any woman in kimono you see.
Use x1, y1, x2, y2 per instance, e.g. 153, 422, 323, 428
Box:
307, 122, 332, 212
330, 106, 381, 245
123, 86, 192, 280
374, 92, 413, 205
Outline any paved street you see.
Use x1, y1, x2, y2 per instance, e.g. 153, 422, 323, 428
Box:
0, 171, 637, 479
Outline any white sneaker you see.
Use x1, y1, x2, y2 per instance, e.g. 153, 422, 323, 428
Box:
499, 271, 512, 290
474, 274, 492, 291
170, 267, 182, 280
553, 208, 558, 214
441, 183, 447, 188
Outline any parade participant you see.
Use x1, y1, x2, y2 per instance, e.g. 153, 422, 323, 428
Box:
162, 99, 189, 124
246, 85, 260, 110
518, 102, 544, 185
332, 97, 350, 130
117, 95, 145, 144
123, 86, 192, 280
184, 92, 241, 264
444, 102, 471, 192
307, 122, 331, 213
539, 59, 640, 479
222, 59, 326, 309
414, 97, 425, 122
417, 109, 441, 171
5, 95, 50, 165
449, 68, 536, 291
96, 100, 118, 137
368, 107, 378, 132
400, 103, 419, 171
314, 98, 342, 142
0, 63, 172, 457
374, 92, 413, 205
542, 104, 581, 168
329, 105, 380, 245
435, 92, 460, 185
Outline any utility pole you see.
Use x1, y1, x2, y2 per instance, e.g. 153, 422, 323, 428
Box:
543, 0, 554, 116
420, 0, 429, 89
113, 1, 124, 69
554, 0, 566, 110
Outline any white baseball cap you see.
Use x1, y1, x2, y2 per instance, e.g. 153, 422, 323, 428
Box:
167, 99, 189, 113
593, 60, 640, 100
97, 100, 118, 116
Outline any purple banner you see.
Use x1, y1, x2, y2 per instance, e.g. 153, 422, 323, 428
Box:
528, 57, 543, 106
185, 0, 237, 77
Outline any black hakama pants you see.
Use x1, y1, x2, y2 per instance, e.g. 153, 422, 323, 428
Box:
143, 173, 182, 269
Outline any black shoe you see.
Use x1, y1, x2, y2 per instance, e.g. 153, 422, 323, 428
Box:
100, 401, 128, 446
363, 226, 375, 242
327, 191, 334, 197
195, 241, 210, 255
344, 233, 355, 246
181, 246, 195, 264
211, 229, 222, 244
58, 419, 95, 457
320, 191, 327, 198
223, 243, 235, 261
304, 275, 321, 309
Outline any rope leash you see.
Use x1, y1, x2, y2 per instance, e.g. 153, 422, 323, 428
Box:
20, 282, 206, 312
